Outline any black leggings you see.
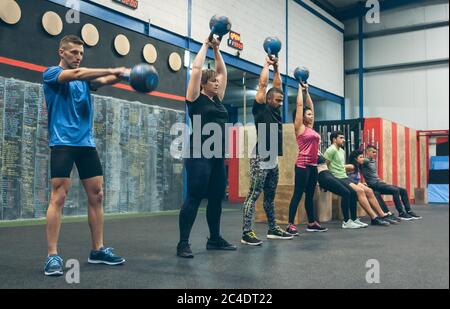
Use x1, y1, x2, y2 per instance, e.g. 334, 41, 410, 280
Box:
288, 166, 318, 224
317, 171, 357, 222
369, 182, 411, 213
374, 191, 390, 213
179, 158, 226, 244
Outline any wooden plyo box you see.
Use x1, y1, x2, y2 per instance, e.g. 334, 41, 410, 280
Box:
414, 188, 428, 205
255, 185, 332, 225
331, 195, 367, 221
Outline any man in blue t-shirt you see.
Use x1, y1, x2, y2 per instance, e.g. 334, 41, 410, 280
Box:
43, 35, 129, 276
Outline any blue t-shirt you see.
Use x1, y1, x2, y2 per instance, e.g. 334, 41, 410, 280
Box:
43, 66, 95, 147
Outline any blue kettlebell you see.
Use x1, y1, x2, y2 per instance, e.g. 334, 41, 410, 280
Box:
125, 63, 159, 93
263, 37, 282, 58
294, 67, 310, 84
209, 15, 232, 41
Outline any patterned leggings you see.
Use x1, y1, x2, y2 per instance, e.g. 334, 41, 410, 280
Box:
242, 156, 279, 233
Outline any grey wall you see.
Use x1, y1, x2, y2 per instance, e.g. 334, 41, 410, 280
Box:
345, 1, 449, 130
0, 77, 184, 221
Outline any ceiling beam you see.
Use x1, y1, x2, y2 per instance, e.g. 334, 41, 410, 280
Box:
309, 0, 340, 20
338, 0, 447, 21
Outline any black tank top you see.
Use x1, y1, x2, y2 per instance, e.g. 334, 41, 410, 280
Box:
252, 100, 283, 157
186, 94, 229, 158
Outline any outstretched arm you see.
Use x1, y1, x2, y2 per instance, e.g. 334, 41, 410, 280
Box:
57, 67, 126, 84
90, 68, 130, 90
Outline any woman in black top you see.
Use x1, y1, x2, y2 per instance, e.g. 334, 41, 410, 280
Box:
177, 36, 237, 258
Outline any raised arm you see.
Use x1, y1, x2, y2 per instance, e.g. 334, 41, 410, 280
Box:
294, 83, 305, 136
186, 37, 210, 102
304, 84, 315, 127
213, 39, 227, 101
272, 60, 282, 90
255, 56, 275, 104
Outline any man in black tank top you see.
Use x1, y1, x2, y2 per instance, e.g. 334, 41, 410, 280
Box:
241, 56, 293, 246
177, 36, 237, 258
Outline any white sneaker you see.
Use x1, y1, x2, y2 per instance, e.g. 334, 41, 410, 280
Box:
342, 219, 361, 229
353, 218, 369, 228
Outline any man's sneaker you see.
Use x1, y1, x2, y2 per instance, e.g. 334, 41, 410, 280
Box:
286, 224, 299, 236
44, 255, 63, 276
398, 212, 414, 221
371, 217, 390, 226
382, 215, 398, 224
342, 220, 361, 229
267, 226, 294, 240
306, 222, 328, 233
407, 211, 422, 220
387, 214, 401, 223
206, 236, 237, 251
177, 242, 194, 258
241, 231, 263, 246
88, 247, 125, 265
353, 218, 369, 228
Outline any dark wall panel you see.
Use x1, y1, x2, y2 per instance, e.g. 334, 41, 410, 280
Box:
0, 0, 186, 111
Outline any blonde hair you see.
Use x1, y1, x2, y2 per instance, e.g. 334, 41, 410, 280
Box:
201, 69, 218, 89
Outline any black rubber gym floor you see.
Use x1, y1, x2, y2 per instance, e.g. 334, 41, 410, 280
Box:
0, 204, 448, 289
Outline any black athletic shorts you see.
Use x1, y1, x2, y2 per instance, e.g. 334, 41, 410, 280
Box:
50, 146, 103, 180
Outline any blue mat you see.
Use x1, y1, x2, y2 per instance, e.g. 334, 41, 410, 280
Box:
428, 184, 449, 204
431, 156, 449, 171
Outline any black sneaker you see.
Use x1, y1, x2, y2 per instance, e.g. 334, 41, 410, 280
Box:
88, 247, 125, 265
407, 211, 422, 220
241, 231, 263, 246
267, 226, 294, 240
382, 215, 398, 225
206, 236, 237, 251
398, 212, 414, 221
306, 222, 328, 232
371, 217, 390, 226
286, 224, 299, 236
177, 242, 194, 258
387, 214, 401, 223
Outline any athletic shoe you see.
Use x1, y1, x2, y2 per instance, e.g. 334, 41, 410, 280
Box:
387, 214, 401, 223
177, 242, 194, 258
382, 215, 398, 224
306, 222, 328, 232
371, 217, 390, 226
342, 220, 361, 229
407, 211, 422, 220
286, 224, 299, 236
206, 236, 237, 251
88, 247, 125, 265
44, 255, 63, 276
353, 218, 369, 228
267, 226, 294, 240
398, 212, 414, 221
241, 230, 263, 246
